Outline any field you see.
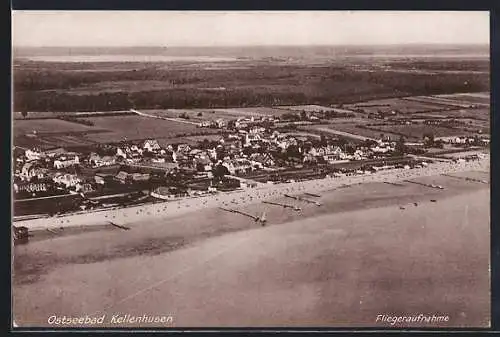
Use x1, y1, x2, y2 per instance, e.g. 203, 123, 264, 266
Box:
81, 115, 205, 143
372, 124, 466, 140
276, 105, 338, 112
438, 92, 489, 104
302, 120, 477, 141
211, 107, 294, 116
438, 108, 490, 121
402, 96, 479, 109
13, 114, 217, 149
347, 98, 452, 114
12, 46, 490, 149
302, 124, 384, 141
14, 119, 97, 134
143, 107, 290, 122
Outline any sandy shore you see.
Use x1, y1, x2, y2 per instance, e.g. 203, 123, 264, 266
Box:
15, 158, 489, 230
13, 182, 490, 327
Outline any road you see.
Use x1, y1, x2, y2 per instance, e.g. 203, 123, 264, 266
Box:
408, 154, 453, 163
226, 174, 266, 187
310, 127, 377, 141
131, 109, 199, 126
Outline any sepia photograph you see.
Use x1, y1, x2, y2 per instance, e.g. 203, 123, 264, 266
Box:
11, 11, 490, 328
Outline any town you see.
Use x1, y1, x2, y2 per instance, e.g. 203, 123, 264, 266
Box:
13, 104, 489, 219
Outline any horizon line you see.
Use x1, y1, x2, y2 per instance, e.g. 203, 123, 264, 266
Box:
12, 42, 490, 49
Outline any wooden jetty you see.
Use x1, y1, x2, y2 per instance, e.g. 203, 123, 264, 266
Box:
384, 181, 406, 187
442, 174, 488, 184
284, 194, 322, 206
219, 207, 267, 225
404, 180, 444, 190
108, 221, 131, 231
262, 201, 301, 211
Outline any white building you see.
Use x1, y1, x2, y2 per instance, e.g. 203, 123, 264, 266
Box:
25, 148, 44, 161
143, 139, 161, 152
54, 155, 79, 169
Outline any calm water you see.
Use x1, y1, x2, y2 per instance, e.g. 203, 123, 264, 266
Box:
18, 55, 241, 63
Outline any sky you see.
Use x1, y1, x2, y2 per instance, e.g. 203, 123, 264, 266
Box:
12, 11, 490, 47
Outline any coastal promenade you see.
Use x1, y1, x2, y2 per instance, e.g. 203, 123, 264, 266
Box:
13, 158, 489, 231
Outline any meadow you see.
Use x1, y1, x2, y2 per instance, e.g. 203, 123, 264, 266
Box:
14, 119, 96, 134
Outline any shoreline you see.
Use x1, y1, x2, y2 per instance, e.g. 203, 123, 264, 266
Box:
13, 187, 490, 327
14, 158, 489, 231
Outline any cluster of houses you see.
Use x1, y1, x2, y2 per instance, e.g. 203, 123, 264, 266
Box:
197, 115, 281, 130
436, 135, 490, 146
13, 125, 406, 199
20, 109, 489, 202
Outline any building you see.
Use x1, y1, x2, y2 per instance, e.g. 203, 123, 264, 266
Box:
53, 173, 81, 188
116, 147, 127, 159
25, 148, 44, 161
20, 162, 43, 181
143, 139, 161, 152
54, 154, 79, 169
88, 153, 116, 168
130, 173, 150, 182
45, 147, 67, 158
214, 119, 227, 128
14, 181, 48, 194
75, 182, 94, 193
115, 171, 129, 184
177, 144, 191, 153
198, 121, 211, 128
249, 153, 275, 167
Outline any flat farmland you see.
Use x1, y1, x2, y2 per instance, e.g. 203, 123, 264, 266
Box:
348, 98, 446, 114
216, 107, 293, 116
144, 107, 288, 122
437, 93, 490, 105
143, 109, 235, 122
324, 117, 367, 124
276, 105, 338, 112
81, 115, 205, 143
39, 135, 97, 147
302, 123, 387, 140
441, 150, 490, 159
371, 124, 471, 139
13, 111, 60, 119
402, 96, 477, 109
303, 122, 466, 141
14, 119, 97, 135
436, 108, 490, 121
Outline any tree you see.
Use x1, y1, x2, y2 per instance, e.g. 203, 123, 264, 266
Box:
21, 111, 28, 118
345, 144, 356, 155
395, 136, 406, 154
196, 162, 205, 172
363, 139, 377, 148
197, 112, 203, 117
423, 132, 435, 147
212, 164, 229, 181
320, 135, 328, 147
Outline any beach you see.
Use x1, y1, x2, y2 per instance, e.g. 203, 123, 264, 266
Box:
13, 158, 490, 327
14, 158, 489, 231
